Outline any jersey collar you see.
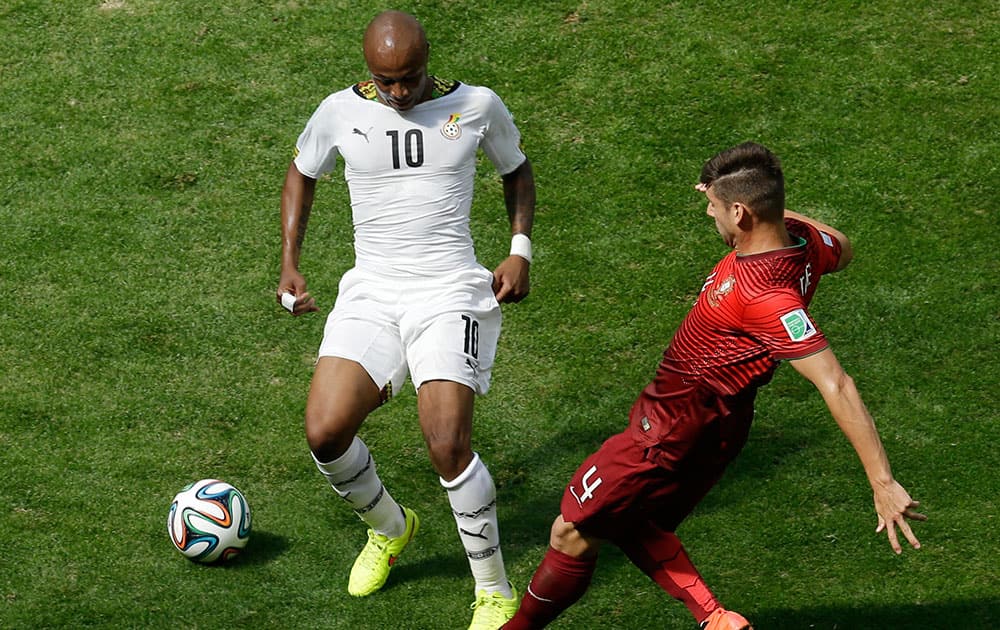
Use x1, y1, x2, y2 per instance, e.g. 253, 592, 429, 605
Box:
353, 76, 461, 102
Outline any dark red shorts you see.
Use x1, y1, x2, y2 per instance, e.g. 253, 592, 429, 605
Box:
559, 416, 749, 539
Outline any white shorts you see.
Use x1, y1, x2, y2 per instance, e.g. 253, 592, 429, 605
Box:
317, 266, 501, 397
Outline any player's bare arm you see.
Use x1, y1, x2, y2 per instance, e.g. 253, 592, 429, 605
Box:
790, 348, 925, 553
783, 209, 854, 271
493, 158, 536, 303
278, 160, 319, 315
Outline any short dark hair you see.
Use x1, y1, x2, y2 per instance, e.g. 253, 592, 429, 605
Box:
699, 142, 785, 221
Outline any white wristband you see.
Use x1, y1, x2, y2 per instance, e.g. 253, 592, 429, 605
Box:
510, 233, 532, 264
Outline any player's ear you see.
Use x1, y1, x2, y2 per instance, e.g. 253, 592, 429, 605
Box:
731, 201, 748, 223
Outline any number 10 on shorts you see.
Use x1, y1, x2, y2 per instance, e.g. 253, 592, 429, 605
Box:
461, 314, 479, 359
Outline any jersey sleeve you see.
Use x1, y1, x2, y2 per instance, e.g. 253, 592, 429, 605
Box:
744, 289, 829, 361
788, 218, 843, 276
479, 88, 526, 176
293, 97, 340, 179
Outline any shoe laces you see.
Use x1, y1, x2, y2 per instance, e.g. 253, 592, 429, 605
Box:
469, 591, 507, 619
356, 530, 390, 567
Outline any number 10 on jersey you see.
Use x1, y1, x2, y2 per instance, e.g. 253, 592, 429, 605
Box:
386, 129, 424, 169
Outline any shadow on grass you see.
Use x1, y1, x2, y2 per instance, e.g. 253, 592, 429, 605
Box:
384, 551, 471, 589
752, 598, 999, 629
232, 529, 289, 566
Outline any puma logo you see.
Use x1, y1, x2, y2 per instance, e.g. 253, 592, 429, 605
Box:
352, 127, 373, 143
460, 524, 490, 540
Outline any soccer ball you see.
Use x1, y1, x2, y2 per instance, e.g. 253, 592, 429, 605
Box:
167, 479, 251, 563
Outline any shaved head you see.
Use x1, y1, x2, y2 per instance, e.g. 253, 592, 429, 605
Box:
363, 11, 428, 63
363, 11, 431, 111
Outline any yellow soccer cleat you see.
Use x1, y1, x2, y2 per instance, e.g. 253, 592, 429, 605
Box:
468, 585, 519, 630
347, 506, 419, 597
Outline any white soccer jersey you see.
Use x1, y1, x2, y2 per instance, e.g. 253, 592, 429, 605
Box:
294, 78, 526, 278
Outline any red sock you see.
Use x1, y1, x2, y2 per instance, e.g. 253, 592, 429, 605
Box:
503, 547, 596, 629
616, 530, 718, 623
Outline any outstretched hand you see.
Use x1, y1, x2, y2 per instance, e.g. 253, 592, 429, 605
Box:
492, 255, 530, 303
873, 479, 926, 554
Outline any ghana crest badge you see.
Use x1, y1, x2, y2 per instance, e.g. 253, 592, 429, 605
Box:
441, 113, 462, 140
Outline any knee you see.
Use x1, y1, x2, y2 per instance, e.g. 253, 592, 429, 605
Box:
426, 438, 473, 481
549, 515, 599, 559
421, 415, 473, 480
304, 405, 357, 462
417, 382, 474, 480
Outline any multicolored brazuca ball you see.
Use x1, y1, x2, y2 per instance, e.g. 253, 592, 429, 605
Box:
167, 479, 251, 563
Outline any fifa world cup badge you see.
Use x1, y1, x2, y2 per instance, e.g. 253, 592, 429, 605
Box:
441, 113, 462, 140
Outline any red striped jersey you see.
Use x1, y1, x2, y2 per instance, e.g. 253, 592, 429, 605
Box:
632, 218, 843, 437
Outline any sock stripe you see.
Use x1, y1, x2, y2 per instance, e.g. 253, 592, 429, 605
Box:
353, 484, 385, 515
467, 545, 499, 560
331, 453, 373, 487
451, 498, 496, 520
526, 585, 555, 603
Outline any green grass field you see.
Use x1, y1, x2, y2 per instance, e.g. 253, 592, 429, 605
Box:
2, 1, 997, 628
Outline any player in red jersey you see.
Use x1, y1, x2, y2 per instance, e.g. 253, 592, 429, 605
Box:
503, 143, 925, 630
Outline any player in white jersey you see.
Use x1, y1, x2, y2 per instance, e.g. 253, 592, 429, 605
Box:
276, 11, 535, 630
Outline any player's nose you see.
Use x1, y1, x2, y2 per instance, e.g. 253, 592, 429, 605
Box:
390, 83, 409, 100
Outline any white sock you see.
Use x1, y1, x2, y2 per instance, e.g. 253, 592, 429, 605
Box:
313, 437, 405, 538
441, 453, 512, 597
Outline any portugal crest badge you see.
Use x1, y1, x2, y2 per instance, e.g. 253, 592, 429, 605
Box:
707, 274, 736, 307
